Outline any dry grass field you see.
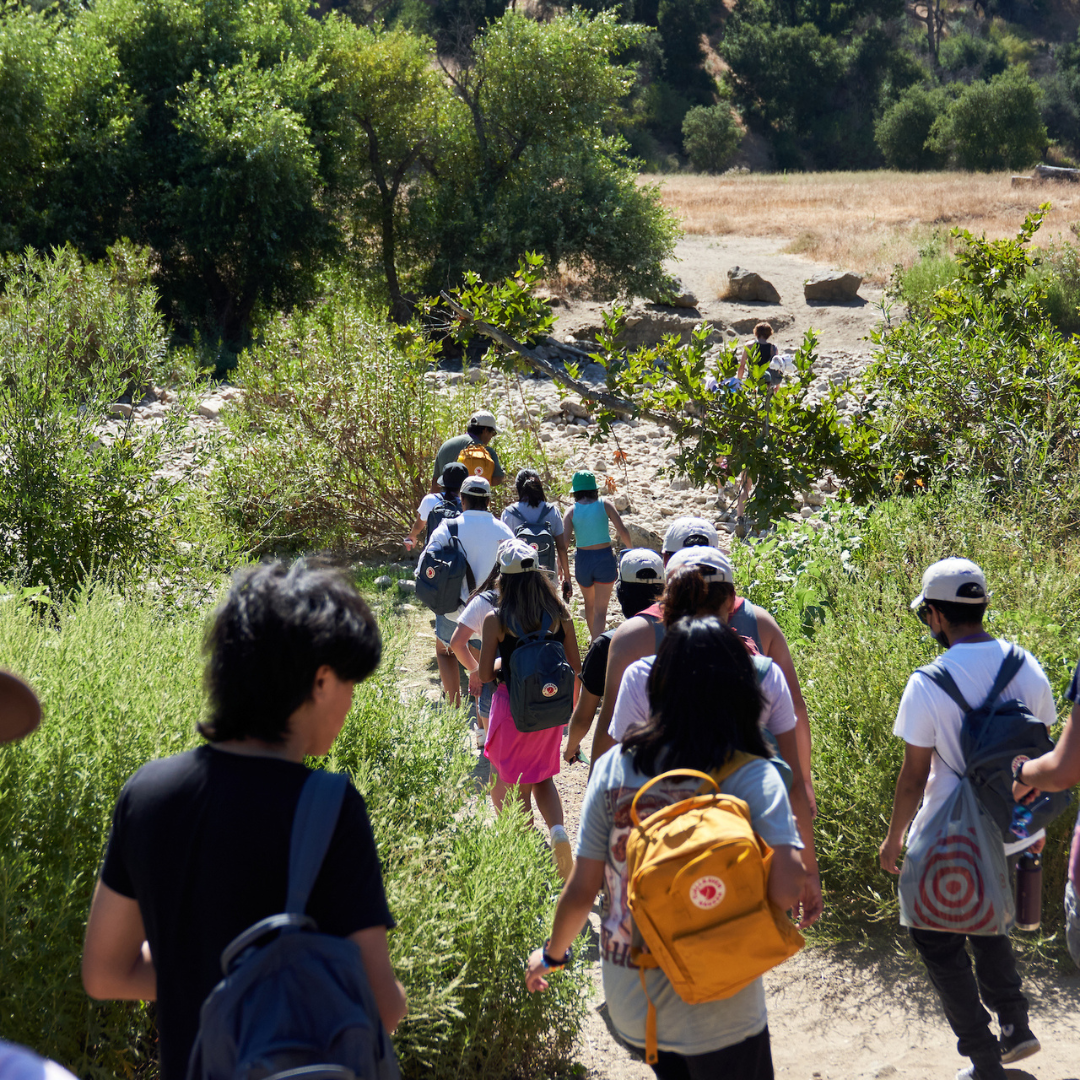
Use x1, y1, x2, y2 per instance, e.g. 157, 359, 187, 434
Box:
649, 171, 1080, 283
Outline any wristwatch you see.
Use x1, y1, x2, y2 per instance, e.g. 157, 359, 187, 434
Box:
1011, 757, 1028, 784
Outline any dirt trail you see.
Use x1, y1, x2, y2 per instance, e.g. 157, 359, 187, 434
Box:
393, 234, 1080, 1080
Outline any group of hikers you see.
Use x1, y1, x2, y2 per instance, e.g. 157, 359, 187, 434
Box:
1, 404, 1079, 1080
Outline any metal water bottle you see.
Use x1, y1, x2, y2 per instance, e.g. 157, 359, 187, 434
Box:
1015, 851, 1043, 931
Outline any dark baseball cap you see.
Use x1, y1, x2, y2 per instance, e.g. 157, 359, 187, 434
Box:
439, 462, 468, 490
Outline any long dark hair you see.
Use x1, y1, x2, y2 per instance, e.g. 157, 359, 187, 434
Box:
625, 616, 768, 775
661, 566, 735, 626
515, 468, 546, 507
466, 563, 501, 605
496, 570, 570, 635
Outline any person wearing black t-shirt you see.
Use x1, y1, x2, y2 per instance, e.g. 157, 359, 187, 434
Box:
81, 562, 408, 1080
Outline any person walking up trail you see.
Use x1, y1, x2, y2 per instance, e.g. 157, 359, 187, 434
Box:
525, 616, 805, 1079
421, 476, 513, 707
501, 468, 572, 594
404, 461, 467, 553
478, 539, 581, 880
81, 562, 407, 1080
563, 548, 665, 766
449, 565, 500, 746
879, 558, 1054, 1080
1011, 655, 1080, 965
563, 470, 631, 640
430, 409, 505, 491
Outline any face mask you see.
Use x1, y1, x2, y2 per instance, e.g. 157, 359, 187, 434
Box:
932, 629, 951, 649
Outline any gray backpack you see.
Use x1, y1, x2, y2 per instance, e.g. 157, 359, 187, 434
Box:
506, 505, 556, 573
186, 771, 400, 1080
507, 610, 575, 733
415, 521, 474, 615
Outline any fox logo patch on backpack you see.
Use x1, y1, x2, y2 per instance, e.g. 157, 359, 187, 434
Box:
624, 760, 804, 1065
457, 442, 495, 482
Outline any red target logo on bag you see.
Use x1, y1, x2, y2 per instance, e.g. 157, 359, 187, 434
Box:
914, 834, 997, 933
542, 682, 558, 697
689, 875, 726, 910
425, 567, 436, 580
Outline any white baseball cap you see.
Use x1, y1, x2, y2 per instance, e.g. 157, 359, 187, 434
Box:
665, 545, 734, 582
910, 557, 988, 609
469, 409, 499, 433
460, 476, 491, 497
619, 548, 664, 583
661, 516, 719, 553
498, 538, 539, 574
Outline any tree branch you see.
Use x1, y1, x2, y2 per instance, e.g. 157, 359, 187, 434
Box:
439, 291, 694, 438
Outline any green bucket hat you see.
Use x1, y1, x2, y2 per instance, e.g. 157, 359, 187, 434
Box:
571, 470, 598, 493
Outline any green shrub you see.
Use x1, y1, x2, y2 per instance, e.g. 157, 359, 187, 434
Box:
734, 486, 1080, 937
681, 104, 742, 173
874, 84, 950, 171
0, 581, 586, 1079
215, 296, 559, 554
929, 67, 1047, 171
891, 232, 959, 306
0, 244, 191, 595
1029, 238, 1080, 337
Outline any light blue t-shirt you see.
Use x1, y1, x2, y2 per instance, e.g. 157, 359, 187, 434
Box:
577, 749, 802, 1055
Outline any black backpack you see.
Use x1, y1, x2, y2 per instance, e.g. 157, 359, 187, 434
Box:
917, 644, 1072, 843
415, 521, 475, 615
186, 771, 400, 1080
505, 505, 557, 573
507, 610, 575, 733
426, 494, 461, 540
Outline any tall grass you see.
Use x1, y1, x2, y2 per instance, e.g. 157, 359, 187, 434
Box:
0, 582, 585, 1079
735, 484, 1080, 941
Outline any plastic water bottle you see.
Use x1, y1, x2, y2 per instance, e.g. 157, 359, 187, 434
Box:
1015, 851, 1043, 931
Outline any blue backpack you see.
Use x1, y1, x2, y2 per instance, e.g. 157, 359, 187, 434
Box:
415, 521, 474, 616
917, 644, 1071, 844
507, 610, 575, 733
186, 772, 400, 1080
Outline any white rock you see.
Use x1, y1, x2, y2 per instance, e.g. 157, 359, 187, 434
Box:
109, 402, 132, 419
561, 398, 591, 419
612, 493, 630, 511
197, 399, 223, 419
669, 477, 692, 491
800, 506, 814, 519
465, 367, 486, 384
374, 575, 394, 589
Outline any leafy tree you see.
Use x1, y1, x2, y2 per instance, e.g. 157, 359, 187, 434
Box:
682, 104, 742, 173
938, 30, 1008, 83
874, 83, 950, 169
929, 66, 1046, 170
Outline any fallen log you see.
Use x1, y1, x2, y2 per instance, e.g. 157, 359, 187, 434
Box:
1034, 164, 1080, 182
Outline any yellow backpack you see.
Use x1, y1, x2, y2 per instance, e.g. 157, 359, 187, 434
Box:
457, 442, 495, 482
625, 755, 804, 1063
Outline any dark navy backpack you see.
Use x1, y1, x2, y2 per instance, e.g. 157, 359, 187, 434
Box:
505, 505, 556, 573
186, 772, 400, 1080
425, 494, 461, 540
507, 610, 575, 733
918, 644, 1071, 844
414, 521, 474, 616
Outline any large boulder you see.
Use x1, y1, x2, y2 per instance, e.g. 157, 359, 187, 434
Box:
804, 271, 863, 302
725, 266, 780, 304
625, 521, 664, 553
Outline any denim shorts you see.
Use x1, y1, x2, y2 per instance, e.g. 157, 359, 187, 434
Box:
477, 679, 495, 719
575, 545, 617, 587
435, 612, 457, 646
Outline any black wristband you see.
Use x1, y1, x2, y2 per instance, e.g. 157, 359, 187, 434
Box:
1012, 757, 1028, 784
542, 939, 573, 969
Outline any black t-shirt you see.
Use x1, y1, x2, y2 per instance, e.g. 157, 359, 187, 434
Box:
100, 745, 394, 1080
579, 630, 615, 698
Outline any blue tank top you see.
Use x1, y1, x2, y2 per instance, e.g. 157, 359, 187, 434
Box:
572, 498, 610, 547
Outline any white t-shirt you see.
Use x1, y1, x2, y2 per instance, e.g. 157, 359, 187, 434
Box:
894, 639, 1056, 855
424, 511, 514, 619
457, 591, 496, 637
501, 501, 564, 536
0, 1042, 78, 1080
609, 655, 796, 743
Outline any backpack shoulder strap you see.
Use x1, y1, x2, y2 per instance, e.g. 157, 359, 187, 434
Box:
286, 771, 349, 915
916, 658, 971, 714
984, 643, 1025, 708
711, 749, 763, 785
506, 504, 526, 524
751, 653, 773, 683
448, 521, 458, 539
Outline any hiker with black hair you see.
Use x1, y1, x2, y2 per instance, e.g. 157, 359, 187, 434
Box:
603, 546, 823, 929
563, 548, 665, 766
563, 470, 632, 640
430, 409, 505, 492
421, 475, 513, 707
526, 616, 805, 1079
478, 539, 581, 880
404, 461, 467, 553
879, 558, 1053, 1080
81, 562, 407, 1080
501, 468, 571, 592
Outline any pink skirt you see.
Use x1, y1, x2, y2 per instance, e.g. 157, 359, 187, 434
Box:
484, 683, 563, 784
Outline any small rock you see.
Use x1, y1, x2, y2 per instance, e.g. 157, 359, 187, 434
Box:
594, 458, 607, 471
397, 580, 416, 596
397, 603, 417, 613
612, 493, 630, 511
374, 575, 394, 590
669, 477, 692, 492
109, 402, 132, 419
539, 432, 553, 442
800, 506, 814, 519
197, 398, 223, 420
804, 271, 863, 302
669, 291, 699, 309
561, 397, 591, 419
660, 506, 675, 517
464, 367, 486, 384
446, 372, 464, 385
580, 362, 608, 384
725, 266, 781, 304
